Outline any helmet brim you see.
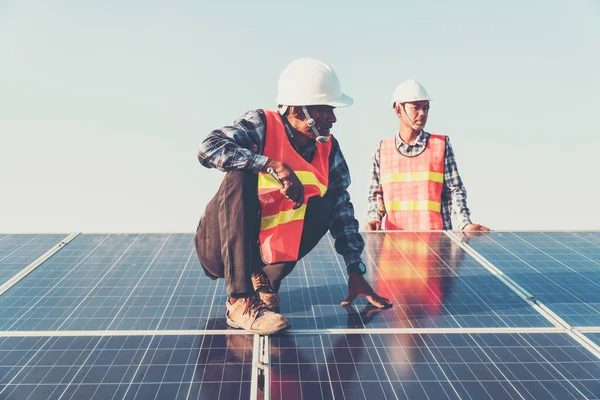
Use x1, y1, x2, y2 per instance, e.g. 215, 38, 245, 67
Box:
391, 97, 433, 108
325, 93, 353, 108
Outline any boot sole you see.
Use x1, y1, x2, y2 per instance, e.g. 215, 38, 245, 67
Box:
226, 317, 291, 335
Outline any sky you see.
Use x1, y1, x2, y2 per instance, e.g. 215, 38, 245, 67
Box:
1, 0, 599, 233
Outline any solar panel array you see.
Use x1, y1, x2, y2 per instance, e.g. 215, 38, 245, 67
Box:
0, 231, 599, 399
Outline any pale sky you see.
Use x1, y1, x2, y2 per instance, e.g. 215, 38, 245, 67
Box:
1, 0, 599, 233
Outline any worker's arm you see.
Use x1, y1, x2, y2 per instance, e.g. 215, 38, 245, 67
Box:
443, 137, 489, 231
327, 138, 364, 266
198, 110, 303, 207
327, 138, 392, 309
197, 110, 271, 173
365, 145, 384, 231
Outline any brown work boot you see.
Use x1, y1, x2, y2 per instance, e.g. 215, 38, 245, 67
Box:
226, 296, 290, 335
251, 271, 281, 312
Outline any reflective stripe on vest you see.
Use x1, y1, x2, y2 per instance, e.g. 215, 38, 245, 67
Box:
386, 200, 441, 212
257, 110, 331, 263
380, 134, 445, 230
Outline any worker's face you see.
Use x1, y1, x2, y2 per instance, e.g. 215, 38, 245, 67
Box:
292, 105, 337, 138
397, 101, 429, 129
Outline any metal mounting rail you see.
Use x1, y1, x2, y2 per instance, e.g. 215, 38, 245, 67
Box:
0, 232, 79, 296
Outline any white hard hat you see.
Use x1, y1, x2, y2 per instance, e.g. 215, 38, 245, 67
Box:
276, 58, 353, 108
391, 80, 432, 108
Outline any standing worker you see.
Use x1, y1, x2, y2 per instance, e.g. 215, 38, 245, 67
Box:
365, 80, 489, 232
196, 58, 391, 335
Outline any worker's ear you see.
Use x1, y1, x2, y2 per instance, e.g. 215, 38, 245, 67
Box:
288, 106, 303, 120
394, 104, 403, 117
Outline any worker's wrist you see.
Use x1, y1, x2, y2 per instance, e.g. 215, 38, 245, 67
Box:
346, 261, 367, 275
459, 220, 473, 230
366, 212, 381, 223
252, 154, 270, 174
343, 253, 362, 268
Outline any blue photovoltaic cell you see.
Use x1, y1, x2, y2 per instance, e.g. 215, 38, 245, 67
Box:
0, 234, 221, 331
270, 332, 600, 400
584, 333, 600, 347
0, 234, 67, 286
574, 232, 600, 245
0, 334, 253, 400
465, 232, 600, 326
275, 232, 552, 329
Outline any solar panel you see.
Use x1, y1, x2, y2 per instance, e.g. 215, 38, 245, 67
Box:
0, 334, 253, 400
1, 231, 600, 400
270, 332, 600, 400
275, 232, 552, 329
0, 234, 67, 286
464, 232, 600, 326
0, 234, 221, 331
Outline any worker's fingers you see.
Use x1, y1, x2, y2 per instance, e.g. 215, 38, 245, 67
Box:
365, 221, 382, 231
479, 225, 491, 231
340, 294, 357, 307
365, 294, 392, 309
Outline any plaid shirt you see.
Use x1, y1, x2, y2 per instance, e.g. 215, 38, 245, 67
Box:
367, 131, 472, 230
198, 109, 364, 266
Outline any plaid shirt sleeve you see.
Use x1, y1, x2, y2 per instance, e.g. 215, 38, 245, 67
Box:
327, 137, 364, 267
366, 144, 385, 223
442, 137, 472, 230
197, 109, 270, 173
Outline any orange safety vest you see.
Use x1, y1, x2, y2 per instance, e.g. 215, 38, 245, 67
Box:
257, 110, 331, 263
379, 134, 445, 230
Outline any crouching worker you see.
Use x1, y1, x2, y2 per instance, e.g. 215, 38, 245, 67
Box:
194, 58, 391, 335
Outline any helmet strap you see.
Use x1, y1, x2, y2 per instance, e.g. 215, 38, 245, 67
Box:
401, 104, 421, 132
302, 106, 330, 143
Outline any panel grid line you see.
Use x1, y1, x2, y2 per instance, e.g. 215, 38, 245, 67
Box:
104, 235, 170, 330
54, 235, 143, 331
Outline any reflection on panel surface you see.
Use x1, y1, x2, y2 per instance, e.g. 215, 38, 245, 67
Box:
277, 232, 551, 329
